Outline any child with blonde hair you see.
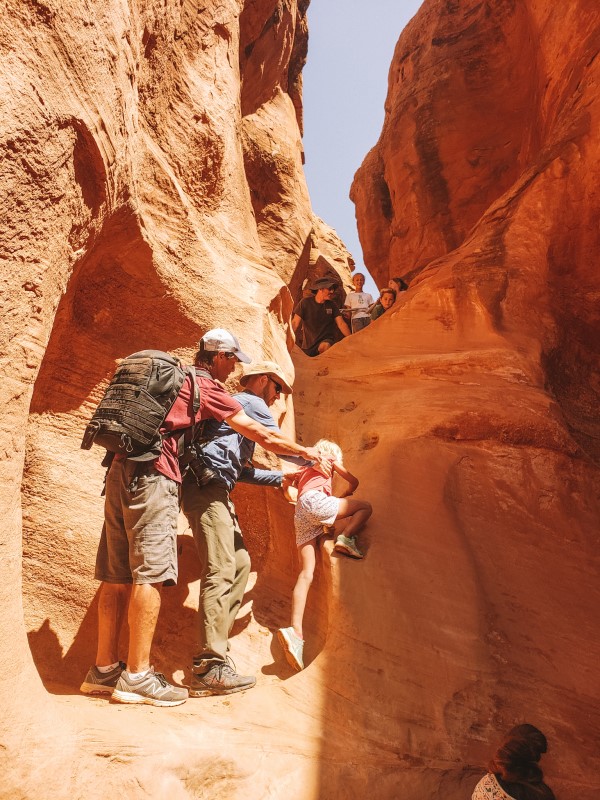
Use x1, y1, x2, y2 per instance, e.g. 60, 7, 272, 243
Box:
277, 439, 372, 671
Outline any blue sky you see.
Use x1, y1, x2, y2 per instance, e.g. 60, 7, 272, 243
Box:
302, 0, 423, 296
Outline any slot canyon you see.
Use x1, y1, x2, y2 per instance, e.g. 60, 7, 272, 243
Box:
1, 0, 599, 798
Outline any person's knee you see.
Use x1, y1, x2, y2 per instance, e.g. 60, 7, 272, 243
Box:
299, 566, 315, 584
358, 500, 373, 518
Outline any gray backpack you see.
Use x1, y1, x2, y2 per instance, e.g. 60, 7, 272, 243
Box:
81, 350, 199, 461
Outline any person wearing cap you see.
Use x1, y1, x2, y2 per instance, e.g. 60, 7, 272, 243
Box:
82, 330, 322, 707
181, 358, 310, 697
291, 276, 351, 356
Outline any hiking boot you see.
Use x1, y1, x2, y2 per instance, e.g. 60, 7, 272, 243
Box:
111, 668, 188, 707
80, 661, 125, 696
277, 627, 304, 672
189, 658, 256, 697
334, 534, 364, 559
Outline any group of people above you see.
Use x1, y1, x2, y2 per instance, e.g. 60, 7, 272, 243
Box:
292, 272, 409, 357
80, 328, 372, 707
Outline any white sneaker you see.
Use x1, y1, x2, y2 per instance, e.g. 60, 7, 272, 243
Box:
277, 627, 304, 671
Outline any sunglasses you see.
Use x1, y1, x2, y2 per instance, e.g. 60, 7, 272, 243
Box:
224, 352, 237, 360
269, 377, 283, 394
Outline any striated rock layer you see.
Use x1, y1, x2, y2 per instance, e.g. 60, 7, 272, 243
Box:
347, 0, 600, 796
1, 0, 344, 796
1, 1, 599, 799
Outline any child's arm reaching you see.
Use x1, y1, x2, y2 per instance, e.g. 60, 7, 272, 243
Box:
332, 461, 359, 498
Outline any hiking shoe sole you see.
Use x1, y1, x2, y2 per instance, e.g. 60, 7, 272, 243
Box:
111, 688, 187, 707
188, 683, 254, 698
80, 681, 115, 696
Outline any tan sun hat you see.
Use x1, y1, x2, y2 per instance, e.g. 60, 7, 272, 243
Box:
239, 360, 293, 395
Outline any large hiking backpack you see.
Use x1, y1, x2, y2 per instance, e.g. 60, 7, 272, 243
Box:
81, 350, 199, 461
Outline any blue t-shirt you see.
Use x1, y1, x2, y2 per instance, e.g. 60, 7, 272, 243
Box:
198, 391, 306, 492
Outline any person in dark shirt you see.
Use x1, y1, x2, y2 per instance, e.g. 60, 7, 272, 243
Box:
292, 277, 351, 356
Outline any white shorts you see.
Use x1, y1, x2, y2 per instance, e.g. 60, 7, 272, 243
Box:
294, 490, 340, 547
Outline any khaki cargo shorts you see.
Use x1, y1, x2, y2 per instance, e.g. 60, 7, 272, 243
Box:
95, 459, 179, 585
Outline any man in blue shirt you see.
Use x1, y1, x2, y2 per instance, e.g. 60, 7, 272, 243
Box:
181, 359, 308, 696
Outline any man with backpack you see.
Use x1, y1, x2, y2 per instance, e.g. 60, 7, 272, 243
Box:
181, 359, 306, 697
80, 330, 323, 707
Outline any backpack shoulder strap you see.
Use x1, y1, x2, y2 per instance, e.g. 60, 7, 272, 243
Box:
188, 366, 200, 415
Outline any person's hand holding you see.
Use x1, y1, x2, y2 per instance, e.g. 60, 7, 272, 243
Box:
305, 447, 331, 476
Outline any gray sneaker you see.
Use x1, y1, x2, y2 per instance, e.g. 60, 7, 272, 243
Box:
189, 659, 256, 697
112, 668, 188, 706
334, 534, 364, 559
80, 661, 125, 696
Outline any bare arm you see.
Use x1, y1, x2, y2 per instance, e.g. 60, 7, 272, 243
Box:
332, 460, 359, 497
335, 315, 351, 337
226, 410, 322, 465
291, 313, 302, 336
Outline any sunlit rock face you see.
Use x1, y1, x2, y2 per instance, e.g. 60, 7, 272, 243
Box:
2, 1, 599, 800
0, 0, 350, 796
340, 0, 599, 797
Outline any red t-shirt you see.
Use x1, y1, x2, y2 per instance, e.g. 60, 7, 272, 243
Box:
297, 460, 334, 497
155, 373, 241, 483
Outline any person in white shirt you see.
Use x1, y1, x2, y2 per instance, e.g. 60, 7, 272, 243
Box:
343, 273, 375, 333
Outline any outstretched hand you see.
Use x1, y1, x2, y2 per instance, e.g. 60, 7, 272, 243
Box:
305, 447, 332, 477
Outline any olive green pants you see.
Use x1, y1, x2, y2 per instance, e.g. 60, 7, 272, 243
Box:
181, 476, 251, 669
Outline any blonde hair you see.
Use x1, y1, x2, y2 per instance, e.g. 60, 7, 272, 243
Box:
314, 439, 342, 463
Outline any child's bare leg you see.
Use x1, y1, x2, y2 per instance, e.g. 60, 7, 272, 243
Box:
290, 540, 317, 639
335, 498, 372, 539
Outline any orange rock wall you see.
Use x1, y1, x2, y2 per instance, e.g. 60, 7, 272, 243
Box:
345, 0, 600, 796
352, 0, 600, 469
1, 0, 599, 798
0, 0, 344, 796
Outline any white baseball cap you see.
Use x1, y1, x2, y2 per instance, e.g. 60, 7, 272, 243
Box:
199, 328, 252, 363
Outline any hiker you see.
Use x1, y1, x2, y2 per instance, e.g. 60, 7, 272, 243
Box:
370, 287, 396, 320
277, 439, 372, 671
81, 330, 324, 707
343, 272, 375, 333
181, 359, 310, 697
291, 276, 351, 356
472, 724, 556, 800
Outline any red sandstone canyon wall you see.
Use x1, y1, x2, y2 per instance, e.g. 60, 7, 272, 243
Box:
1, 0, 599, 798
345, 0, 600, 796
0, 0, 346, 796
